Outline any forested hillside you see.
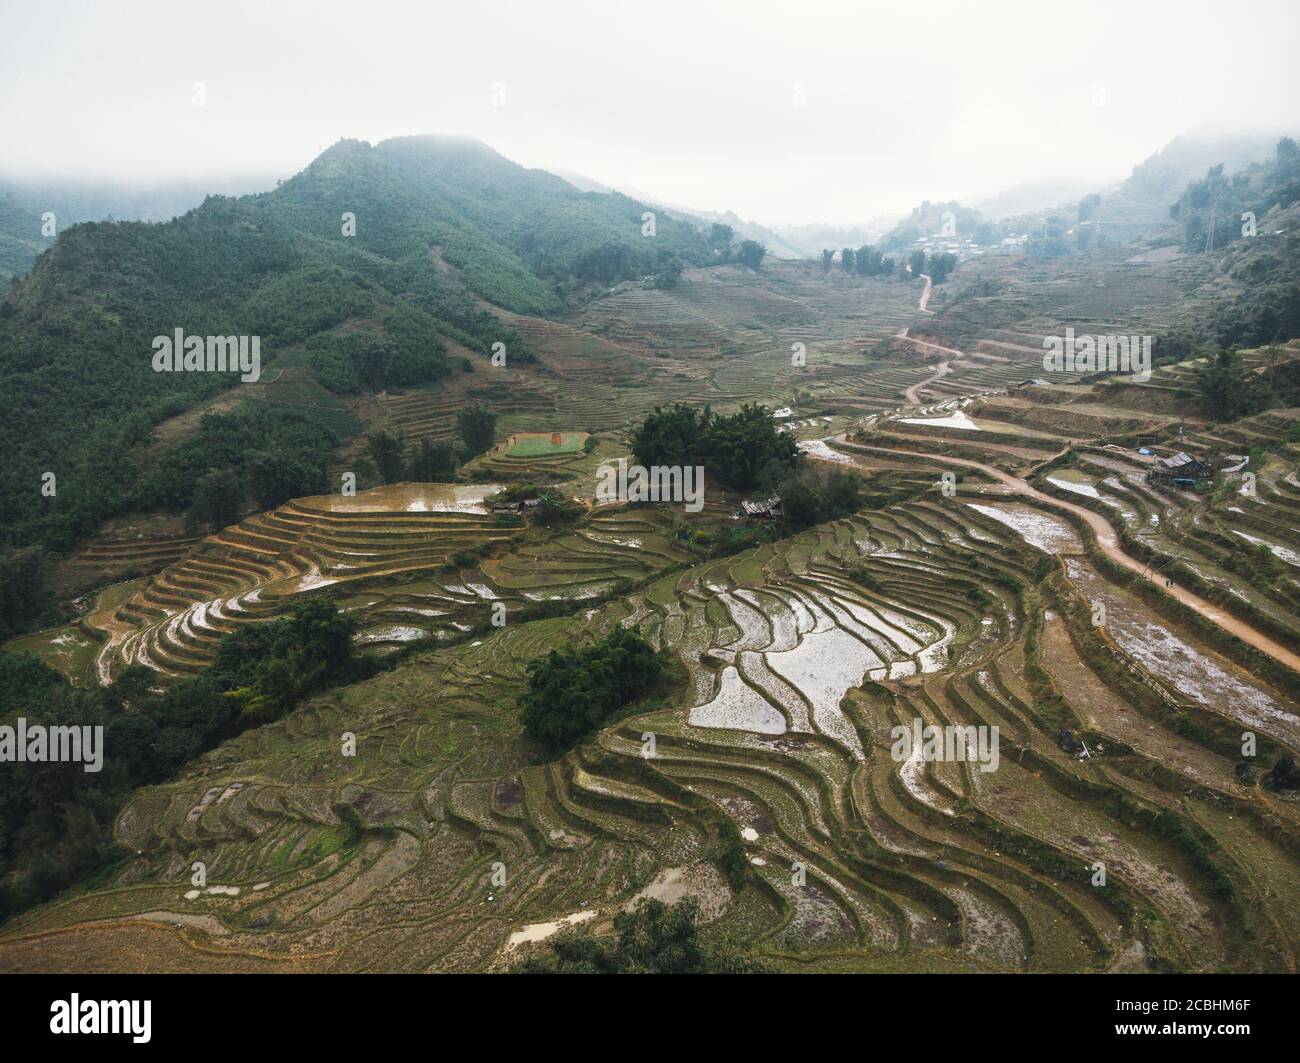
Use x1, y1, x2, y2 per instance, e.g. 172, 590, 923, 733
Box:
1089, 130, 1279, 242
1157, 137, 1300, 354
0, 193, 52, 281
0, 135, 713, 624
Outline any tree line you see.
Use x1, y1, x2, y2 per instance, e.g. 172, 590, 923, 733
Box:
0, 598, 373, 920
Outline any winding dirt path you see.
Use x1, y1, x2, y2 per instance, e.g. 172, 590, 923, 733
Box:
894, 327, 964, 358
903, 361, 951, 405
819, 437, 1300, 674
917, 273, 934, 313
892, 273, 964, 406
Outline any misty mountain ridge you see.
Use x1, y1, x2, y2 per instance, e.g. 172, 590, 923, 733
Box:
0, 134, 719, 553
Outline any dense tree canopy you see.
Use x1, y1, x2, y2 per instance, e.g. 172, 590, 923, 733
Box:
520, 626, 667, 753
1194, 346, 1269, 421
457, 402, 497, 454
631, 403, 799, 492
777, 465, 863, 531
736, 239, 766, 270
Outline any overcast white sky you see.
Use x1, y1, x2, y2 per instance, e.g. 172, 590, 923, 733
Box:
1, 0, 1296, 225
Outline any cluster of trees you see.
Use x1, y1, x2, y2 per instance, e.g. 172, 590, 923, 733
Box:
1192, 345, 1300, 421
1024, 216, 1073, 259
458, 402, 497, 454
510, 898, 771, 974
651, 255, 684, 289
215, 597, 368, 724
631, 403, 799, 492
736, 239, 766, 270
0, 599, 371, 919
365, 432, 458, 486
304, 309, 448, 395
855, 245, 890, 276
709, 223, 734, 255
572, 241, 641, 284
154, 407, 338, 532
776, 464, 863, 531
925, 252, 958, 283
1171, 138, 1300, 253
898, 249, 959, 283
901, 250, 961, 281
520, 626, 667, 753
365, 402, 497, 486
820, 246, 898, 277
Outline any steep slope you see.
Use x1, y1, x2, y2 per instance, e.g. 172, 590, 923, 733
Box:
0, 136, 712, 564
0, 192, 53, 281
0, 174, 281, 281
1090, 130, 1282, 243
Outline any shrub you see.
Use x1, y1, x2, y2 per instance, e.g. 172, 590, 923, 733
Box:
510, 898, 771, 974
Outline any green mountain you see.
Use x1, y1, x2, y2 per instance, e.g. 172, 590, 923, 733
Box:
0, 173, 281, 282
0, 135, 712, 569
0, 193, 54, 281
1089, 130, 1281, 243
1157, 137, 1300, 355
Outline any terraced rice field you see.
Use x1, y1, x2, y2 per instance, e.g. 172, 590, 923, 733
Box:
83, 485, 520, 681
11, 457, 1298, 972
76, 480, 713, 684
7, 260, 1297, 976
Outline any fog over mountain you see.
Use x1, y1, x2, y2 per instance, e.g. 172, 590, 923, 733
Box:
2, 0, 1296, 224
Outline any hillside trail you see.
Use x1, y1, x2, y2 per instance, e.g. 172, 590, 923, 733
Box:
821, 435, 1300, 675
896, 273, 961, 404
894, 275, 964, 369
893, 329, 964, 360
917, 272, 934, 313
903, 361, 951, 405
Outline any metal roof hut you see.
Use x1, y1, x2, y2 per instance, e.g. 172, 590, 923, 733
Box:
1151, 451, 1212, 486
741, 496, 783, 519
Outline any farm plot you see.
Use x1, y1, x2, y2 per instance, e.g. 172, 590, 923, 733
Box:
15, 484, 1296, 974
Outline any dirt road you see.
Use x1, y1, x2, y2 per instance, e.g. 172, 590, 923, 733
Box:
917, 273, 934, 313
819, 437, 1300, 674
903, 360, 951, 405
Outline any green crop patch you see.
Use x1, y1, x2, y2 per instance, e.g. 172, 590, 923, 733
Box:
502, 431, 589, 458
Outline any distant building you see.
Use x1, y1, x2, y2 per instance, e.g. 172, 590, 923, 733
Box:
492, 497, 544, 514
1150, 452, 1212, 486
741, 496, 782, 519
